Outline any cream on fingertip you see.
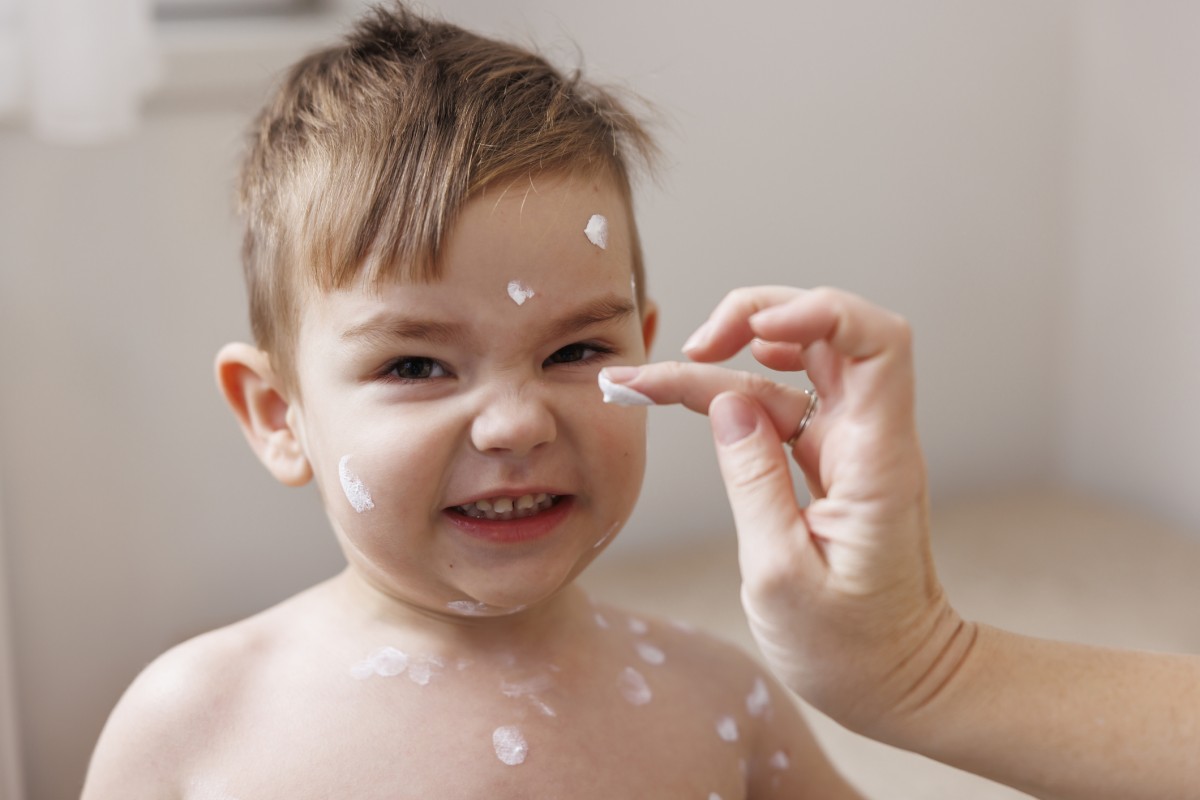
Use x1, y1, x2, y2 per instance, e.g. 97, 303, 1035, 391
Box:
598, 370, 654, 406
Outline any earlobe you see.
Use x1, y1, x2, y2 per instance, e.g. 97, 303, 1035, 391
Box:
640, 300, 659, 356
214, 343, 313, 487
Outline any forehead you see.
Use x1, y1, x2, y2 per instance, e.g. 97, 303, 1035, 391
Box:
301, 172, 636, 339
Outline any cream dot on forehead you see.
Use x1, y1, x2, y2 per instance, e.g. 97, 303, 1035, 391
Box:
506, 280, 535, 305
584, 213, 608, 249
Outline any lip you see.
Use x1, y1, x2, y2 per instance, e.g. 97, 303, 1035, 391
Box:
443, 495, 574, 544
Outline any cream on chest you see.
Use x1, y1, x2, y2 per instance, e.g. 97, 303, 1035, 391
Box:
191, 630, 757, 800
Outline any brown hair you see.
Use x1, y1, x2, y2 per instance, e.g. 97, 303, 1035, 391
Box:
236, 2, 657, 392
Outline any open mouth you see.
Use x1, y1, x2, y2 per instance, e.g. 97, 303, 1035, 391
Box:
451, 493, 562, 521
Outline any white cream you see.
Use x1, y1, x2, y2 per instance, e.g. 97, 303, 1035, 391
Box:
507, 280, 535, 305
593, 519, 621, 549
769, 750, 790, 770
584, 213, 608, 249
594, 612, 610, 629
338, 455, 374, 513
406, 654, 444, 686
635, 642, 666, 666
746, 677, 771, 717
447, 600, 491, 616
351, 646, 408, 680
500, 674, 554, 698
598, 371, 653, 406
716, 716, 739, 742
618, 666, 652, 706
493, 725, 529, 766
351, 648, 445, 684
627, 617, 649, 635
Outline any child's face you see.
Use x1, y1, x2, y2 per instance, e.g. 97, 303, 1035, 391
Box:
288, 172, 656, 618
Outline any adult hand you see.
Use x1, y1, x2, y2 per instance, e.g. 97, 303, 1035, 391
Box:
602, 286, 972, 737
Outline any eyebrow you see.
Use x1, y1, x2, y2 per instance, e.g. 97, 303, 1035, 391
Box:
340, 315, 469, 348
339, 294, 636, 348
544, 294, 637, 341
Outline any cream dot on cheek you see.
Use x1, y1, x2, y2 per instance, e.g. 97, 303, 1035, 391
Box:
338, 455, 375, 513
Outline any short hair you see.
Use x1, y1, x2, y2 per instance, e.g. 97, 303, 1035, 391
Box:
236, 2, 657, 392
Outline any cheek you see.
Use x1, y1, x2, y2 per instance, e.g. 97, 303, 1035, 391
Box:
589, 409, 648, 490
321, 410, 457, 522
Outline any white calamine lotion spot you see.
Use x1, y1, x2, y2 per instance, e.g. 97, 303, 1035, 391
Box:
507, 280, 535, 305
769, 750, 791, 770
598, 371, 653, 406
351, 646, 408, 679
627, 617, 649, 635
447, 600, 492, 616
746, 676, 771, 717
584, 213, 608, 249
618, 666, 652, 706
709, 794, 723, 800
636, 642, 666, 666
406, 654, 444, 686
492, 725, 529, 766
716, 716, 739, 742
338, 455, 374, 513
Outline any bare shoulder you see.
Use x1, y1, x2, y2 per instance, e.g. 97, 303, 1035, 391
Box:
598, 605, 865, 800
81, 616, 270, 799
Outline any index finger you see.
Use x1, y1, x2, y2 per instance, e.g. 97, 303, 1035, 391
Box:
683, 286, 808, 362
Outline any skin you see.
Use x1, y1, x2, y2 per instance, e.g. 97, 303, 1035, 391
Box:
80, 179, 861, 799
605, 285, 1200, 799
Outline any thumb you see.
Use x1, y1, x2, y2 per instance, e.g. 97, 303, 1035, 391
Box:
709, 392, 805, 566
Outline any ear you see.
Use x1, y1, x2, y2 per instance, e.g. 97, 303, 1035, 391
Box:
640, 299, 659, 356
214, 343, 313, 487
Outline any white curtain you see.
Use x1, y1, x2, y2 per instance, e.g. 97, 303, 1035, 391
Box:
0, 0, 159, 145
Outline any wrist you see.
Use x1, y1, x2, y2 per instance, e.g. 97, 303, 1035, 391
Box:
849, 599, 982, 747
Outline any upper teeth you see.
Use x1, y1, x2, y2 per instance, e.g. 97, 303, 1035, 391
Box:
457, 493, 556, 520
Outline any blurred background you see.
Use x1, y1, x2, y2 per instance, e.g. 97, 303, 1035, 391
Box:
1, 0, 1197, 797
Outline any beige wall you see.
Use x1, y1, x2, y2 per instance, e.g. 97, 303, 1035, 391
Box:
1058, 0, 1200, 531
0, 492, 23, 800
1, 1, 1194, 797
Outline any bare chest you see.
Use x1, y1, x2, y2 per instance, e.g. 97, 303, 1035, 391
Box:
189, 651, 752, 800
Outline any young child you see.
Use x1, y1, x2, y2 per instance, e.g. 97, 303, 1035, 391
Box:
82, 5, 861, 798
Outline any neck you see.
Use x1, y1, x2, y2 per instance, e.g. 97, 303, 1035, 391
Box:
329, 566, 592, 659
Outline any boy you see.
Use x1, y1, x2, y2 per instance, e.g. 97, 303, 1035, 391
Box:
82, 4, 861, 797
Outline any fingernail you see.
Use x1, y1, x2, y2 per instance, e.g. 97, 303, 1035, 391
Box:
682, 320, 712, 354
749, 308, 783, 328
600, 366, 641, 383
711, 394, 758, 445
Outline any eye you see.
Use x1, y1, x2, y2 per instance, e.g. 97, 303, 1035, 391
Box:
385, 357, 448, 382
544, 342, 613, 366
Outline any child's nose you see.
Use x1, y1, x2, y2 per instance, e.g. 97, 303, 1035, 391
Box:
469, 386, 557, 457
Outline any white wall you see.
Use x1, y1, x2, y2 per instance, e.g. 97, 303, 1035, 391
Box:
1058, 0, 1200, 531
7, 0, 1185, 796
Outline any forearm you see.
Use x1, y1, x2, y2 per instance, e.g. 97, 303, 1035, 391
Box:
884, 623, 1200, 799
